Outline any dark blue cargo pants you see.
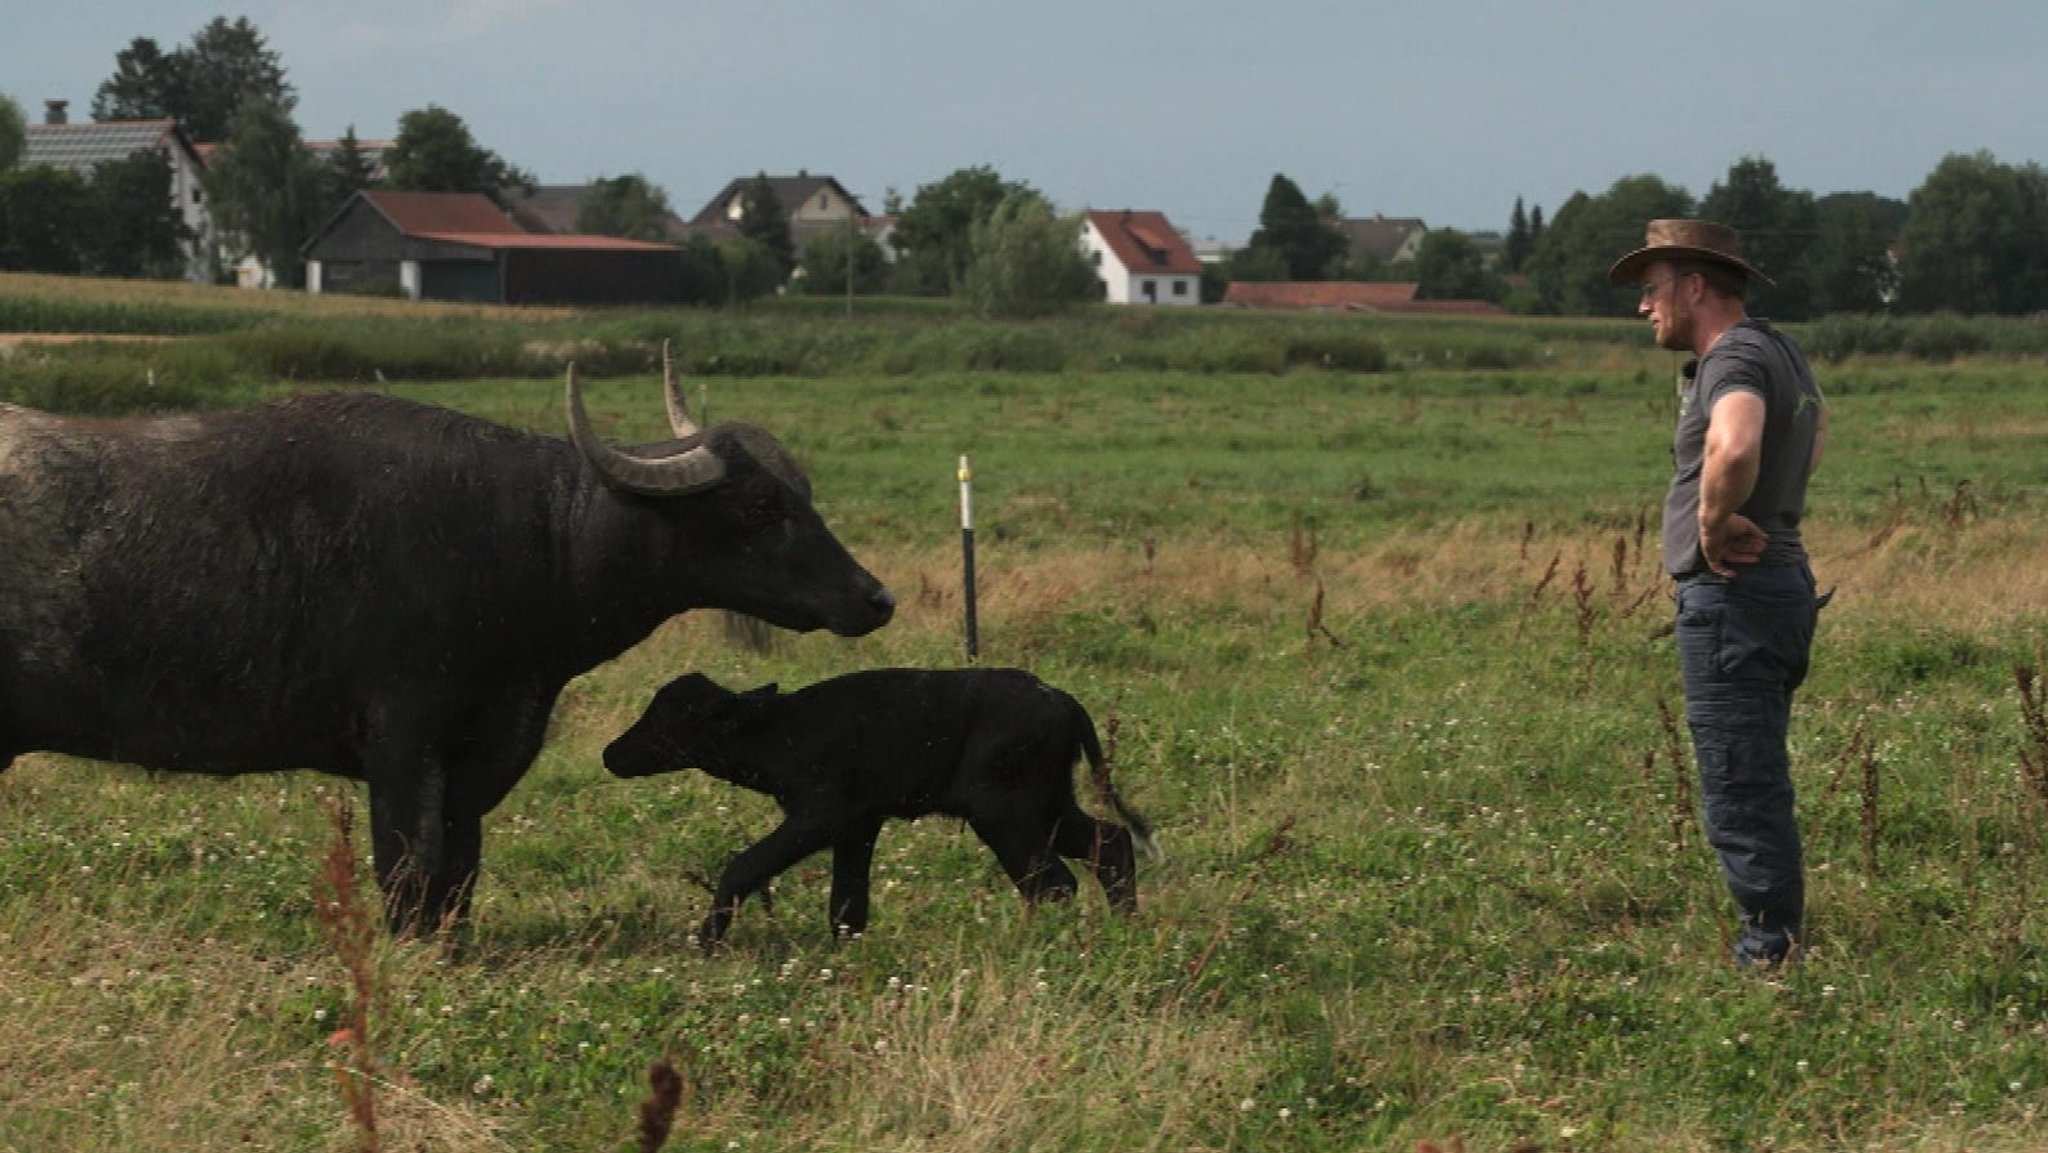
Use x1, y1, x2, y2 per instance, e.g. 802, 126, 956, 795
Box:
1674, 564, 1821, 964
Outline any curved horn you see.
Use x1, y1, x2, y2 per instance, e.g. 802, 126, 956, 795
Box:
565, 364, 727, 497
662, 339, 700, 438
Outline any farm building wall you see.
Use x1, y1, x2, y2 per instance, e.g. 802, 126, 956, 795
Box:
501, 248, 684, 305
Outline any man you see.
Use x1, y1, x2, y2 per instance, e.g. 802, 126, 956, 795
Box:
1610, 220, 1828, 967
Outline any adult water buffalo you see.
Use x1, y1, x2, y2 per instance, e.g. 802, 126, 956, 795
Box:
0, 353, 894, 933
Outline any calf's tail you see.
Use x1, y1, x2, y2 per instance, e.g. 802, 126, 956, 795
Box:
1075, 705, 1163, 862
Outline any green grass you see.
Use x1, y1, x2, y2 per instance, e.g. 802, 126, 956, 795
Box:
3, 287, 2048, 1150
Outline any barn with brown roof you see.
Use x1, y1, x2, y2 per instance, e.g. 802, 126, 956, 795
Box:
302, 190, 685, 304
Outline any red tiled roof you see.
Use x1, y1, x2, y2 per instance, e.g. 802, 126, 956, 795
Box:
413, 231, 679, 252
1085, 210, 1202, 275
1222, 281, 1507, 315
1223, 282, 1418, 310
362, 191, 525, 236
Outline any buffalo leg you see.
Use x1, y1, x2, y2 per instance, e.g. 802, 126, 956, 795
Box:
1053, 809, 1139, 913
971, 817, 1079, 904
423, 810, 484, 931
368, 771, 442, 936
702, 818, 837, 951
828, 819, 884, 938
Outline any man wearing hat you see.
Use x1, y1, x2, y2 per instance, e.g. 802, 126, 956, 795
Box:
1610, 219, 1828, 967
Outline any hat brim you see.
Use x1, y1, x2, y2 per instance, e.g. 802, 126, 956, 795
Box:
1607, 245, 1774, 288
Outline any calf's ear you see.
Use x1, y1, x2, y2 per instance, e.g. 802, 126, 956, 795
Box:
741, 682, 780, 698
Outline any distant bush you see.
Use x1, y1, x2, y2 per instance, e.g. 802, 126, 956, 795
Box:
1281, 329, 1388, 372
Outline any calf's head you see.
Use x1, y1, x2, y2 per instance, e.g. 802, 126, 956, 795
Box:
604, 673, 778, 779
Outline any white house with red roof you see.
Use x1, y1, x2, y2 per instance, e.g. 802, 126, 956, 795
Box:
1081, 210, 1202, 306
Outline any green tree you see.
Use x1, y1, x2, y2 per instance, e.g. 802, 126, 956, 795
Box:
1226, 244, 1291, 283
204, 98, 331, 287
1503, 197, 1532, 274
91, 38, 185, 123
323, 125, 379, 202
0, 93, 25, 170
81, 150, 190, 277
1413, 229, 1506, 301
1525, 175, 1694, 315
577, 174, 675, 241
796, 224, 888, 295
385, 105, 530, 204
92, 19, 294, 142
715, 235, 785, 303
735, 174, 795, 277
676, 235, 729, 305
892, 165, 1031, 294
0, 167, 89, 272
959, 195, 1100, 317
1697, 156, 1817, 319
1809, 192, 1905, 314
1895, 151, 2048, 314
1244, 173, 1347, 280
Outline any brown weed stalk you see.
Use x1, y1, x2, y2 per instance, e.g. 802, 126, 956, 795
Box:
1656, 696, 1692, 852
1290, 519, 1342, 649
1571, 564, 1598, 689
1515, 550, 1561, 639
635, 1058, 687, 1153
2017, 665, 2048, 810
1186, 817, 1295, 988
1860, 724, 1882, 879
1860, 476, 1907, 554
314, 794, 382, 1153
1942, 478, 1979, 529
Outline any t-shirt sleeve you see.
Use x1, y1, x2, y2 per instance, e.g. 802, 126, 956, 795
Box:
1700, 348, 1766, 411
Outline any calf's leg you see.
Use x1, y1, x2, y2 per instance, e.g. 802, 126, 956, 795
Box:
971, 817, 1079, 904
829, 819, 884, 938
702, 817, 837, 951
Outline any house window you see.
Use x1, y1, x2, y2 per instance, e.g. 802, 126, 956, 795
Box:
1142, 279, 1157, 302
1172, 279, 1188, 297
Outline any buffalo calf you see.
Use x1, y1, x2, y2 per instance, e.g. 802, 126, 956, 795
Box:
605, 669, 1159, 949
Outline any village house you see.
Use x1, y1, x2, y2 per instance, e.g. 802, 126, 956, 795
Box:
1336, 214, 1428, 266
688, 172, 872, 250
301, 190, 684, 305
20, 99, 213, 281
1081, 210, 1203, 306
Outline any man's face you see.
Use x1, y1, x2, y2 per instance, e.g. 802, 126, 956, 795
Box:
1636, 262, 1697, 352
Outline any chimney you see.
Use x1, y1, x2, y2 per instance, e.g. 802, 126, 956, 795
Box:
44, 99, 69, 126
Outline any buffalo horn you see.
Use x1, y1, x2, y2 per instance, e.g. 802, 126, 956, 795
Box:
566, 365, 727, 496
662, 339, 700, 438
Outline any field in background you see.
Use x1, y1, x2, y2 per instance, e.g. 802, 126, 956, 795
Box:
3, 277, 2047, 1151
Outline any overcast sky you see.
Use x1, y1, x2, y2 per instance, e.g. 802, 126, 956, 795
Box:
8, 2, 2045, 242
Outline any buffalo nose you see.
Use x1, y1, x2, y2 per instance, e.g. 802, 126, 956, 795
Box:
869, 588, 897, 618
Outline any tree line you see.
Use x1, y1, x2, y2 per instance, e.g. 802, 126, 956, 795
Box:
1214, 153, 2048, 319
5, 17, 2047, 317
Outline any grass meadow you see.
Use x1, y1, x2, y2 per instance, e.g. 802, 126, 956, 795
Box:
3, 279, 2048, 1151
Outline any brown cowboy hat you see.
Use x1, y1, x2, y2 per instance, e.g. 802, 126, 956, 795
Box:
1607, 218, 1774, 287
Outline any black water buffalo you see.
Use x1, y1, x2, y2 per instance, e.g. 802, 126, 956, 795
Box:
0, 354, 893, 933
603, 669, 1159, 949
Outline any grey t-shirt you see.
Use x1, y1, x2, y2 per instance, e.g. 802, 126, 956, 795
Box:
1663, 319, 1824, 576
